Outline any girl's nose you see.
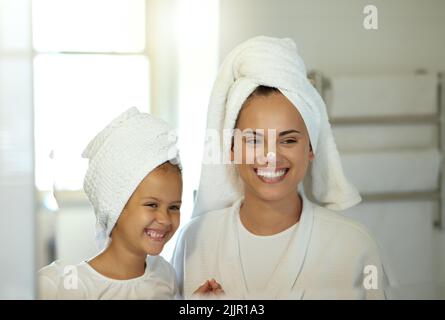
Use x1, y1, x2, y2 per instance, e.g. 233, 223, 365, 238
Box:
156, 208, 172, 226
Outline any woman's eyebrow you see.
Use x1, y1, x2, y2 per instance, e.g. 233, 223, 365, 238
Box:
279, 129, 301, 136
245, 130, 263, 136
245, 129, 301, 136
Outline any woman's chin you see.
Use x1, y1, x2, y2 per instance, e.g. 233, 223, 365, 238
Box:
253, 187, 292, 202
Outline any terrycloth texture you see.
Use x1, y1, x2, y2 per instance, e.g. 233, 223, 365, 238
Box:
173, 194, 387, 299
192, 36, 360, 217
82, 107, 180, 249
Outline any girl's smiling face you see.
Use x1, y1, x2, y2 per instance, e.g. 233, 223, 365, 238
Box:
232, 90, 314, 202
111, 162, 182, 256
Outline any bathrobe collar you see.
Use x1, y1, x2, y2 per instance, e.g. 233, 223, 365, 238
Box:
216, 192, 314, 299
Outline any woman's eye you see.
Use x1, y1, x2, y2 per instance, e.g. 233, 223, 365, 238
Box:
281, 139, 297, 144
245, 138, 262, 145
144, 203, 158, 208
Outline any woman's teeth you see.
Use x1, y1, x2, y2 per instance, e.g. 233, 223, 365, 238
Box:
255, 168, 288, 183
144, 229, 167, 241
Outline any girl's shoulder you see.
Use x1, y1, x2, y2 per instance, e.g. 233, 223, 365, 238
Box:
38, 257, 177, 299
38, 260, 64, 277
39, 260, 92, 278
38, 260, 72, 284
38, 260, 88, 299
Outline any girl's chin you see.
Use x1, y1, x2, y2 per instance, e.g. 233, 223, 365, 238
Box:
140, 241, 166, 256
142, 247, 163, 256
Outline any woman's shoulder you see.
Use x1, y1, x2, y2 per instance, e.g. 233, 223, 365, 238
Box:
147, 255, 175, 280
142, 255, 176, 296
181, 206, 233, 236
312, 204, 379, 250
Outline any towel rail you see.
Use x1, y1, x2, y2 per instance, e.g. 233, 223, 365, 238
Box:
437, 72, 444, 229
330, 115, 438, 126
361, 191, 440, 202
309, 71, 443, 229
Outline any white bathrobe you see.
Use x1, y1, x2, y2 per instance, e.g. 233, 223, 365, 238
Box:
173, 36, 387, 300
172, 193, 387, 300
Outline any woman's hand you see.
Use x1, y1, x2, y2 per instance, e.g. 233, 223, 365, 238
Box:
193, 279, 225, 297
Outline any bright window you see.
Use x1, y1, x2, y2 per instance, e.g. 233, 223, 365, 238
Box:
32, 0, 146, 52
33, 0, 149, 192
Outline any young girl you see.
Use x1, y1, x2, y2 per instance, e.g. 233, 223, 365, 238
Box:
172, 37, 388, 299
38, 107, 218, 299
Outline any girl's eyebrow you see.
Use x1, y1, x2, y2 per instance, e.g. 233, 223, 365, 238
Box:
279, 129, 301, 136
140, 197, 182, 204
140, 196, 159, 201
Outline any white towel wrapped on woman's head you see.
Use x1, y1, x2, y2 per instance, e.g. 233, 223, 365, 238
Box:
193, 36, 361, 217
82, 107, 180, 249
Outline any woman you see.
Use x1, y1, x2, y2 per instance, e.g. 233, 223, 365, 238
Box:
172, 36, 387, 299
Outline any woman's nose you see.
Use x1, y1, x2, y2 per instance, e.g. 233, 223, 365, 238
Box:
257, 151, 277, 167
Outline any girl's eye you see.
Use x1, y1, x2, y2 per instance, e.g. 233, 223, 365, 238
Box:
144, 203, 158, 208
169, 205, 181, 211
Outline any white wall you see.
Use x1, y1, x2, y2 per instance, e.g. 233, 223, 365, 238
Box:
219, 0, 445, 298
220, 0, 445, 74
0, 0, 35, 299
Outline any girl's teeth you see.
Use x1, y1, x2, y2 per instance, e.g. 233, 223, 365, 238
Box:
145, 230, 166, 240
256, 169, 287, 178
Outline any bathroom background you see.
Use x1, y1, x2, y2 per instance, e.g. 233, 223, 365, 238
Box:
1, 0, 444, 299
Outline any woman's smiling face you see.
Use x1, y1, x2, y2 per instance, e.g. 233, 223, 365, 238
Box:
232, 90, 314, 202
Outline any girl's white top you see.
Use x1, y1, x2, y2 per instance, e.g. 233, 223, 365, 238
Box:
38, 255, 177, 300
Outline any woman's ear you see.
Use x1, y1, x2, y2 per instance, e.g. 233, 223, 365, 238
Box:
230, 137, 235, 162
309, 143, 315, 161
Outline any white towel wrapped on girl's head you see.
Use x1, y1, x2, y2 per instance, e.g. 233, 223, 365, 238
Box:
81, 107, 181, 250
